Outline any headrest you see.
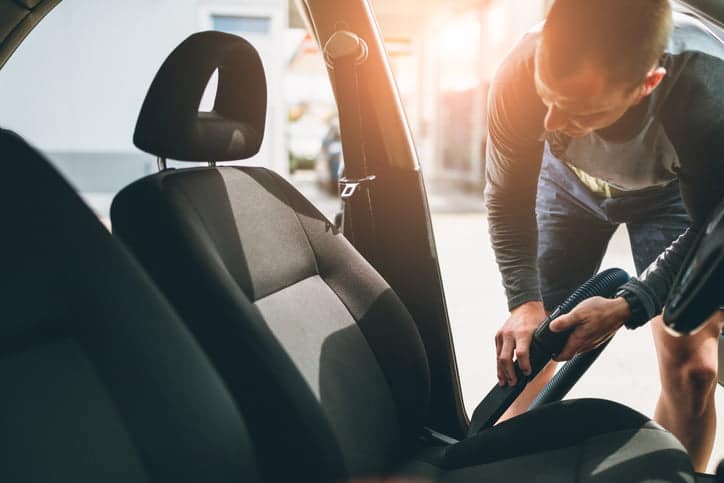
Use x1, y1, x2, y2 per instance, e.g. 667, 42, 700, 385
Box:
134, 31, 266, 162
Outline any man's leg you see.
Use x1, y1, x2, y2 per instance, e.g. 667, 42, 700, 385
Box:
500, 146, 616, 421
651, 312, 724, 472
624, 183, 718, 471
499, 362, 557, 421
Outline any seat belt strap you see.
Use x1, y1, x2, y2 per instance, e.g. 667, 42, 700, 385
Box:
338, 174, 376, 240
324, 31, 377, 263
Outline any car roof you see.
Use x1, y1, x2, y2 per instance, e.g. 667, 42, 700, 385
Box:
0, 1, 60, 70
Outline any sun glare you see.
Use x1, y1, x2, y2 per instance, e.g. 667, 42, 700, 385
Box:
487, 5, 506, 45
439, 14, 481, 54
437, 13, 481, 92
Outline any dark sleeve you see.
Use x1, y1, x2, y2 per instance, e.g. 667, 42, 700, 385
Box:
621, 52, 724, 320
484, 34, 547, 310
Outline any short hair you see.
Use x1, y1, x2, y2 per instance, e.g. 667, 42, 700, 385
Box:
539, 0, 673, 88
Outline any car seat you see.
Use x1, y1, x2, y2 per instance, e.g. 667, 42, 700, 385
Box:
0, 128, 262, 483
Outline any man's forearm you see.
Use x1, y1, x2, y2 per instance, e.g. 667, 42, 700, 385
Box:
619, 226, 698, 326
486, 189, 542, 309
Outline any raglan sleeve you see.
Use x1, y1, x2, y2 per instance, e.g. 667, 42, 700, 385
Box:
485, 36, 548, 310
619, 51, 724, 323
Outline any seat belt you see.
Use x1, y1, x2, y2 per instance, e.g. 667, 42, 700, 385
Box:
324, 31, 377, 264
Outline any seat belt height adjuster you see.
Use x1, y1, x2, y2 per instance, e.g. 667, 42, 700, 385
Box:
339, 175, 376, 199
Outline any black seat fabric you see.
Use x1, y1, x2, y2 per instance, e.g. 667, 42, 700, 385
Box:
401, 399, 693, 482
112, 166, 426, 482
110, 31, 695, 482
111, 166, 695, 483
0, 128, 260, 483
134, 31, 266, 162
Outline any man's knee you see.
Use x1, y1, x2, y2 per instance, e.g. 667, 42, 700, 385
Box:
655, 312, 721, 410
684, 361, 718, 394
661, 358, 718, 416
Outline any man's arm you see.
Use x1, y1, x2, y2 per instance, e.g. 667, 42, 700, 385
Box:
485, 34, 547, 311
618, 228, 699, 327
485, 33, 548, 385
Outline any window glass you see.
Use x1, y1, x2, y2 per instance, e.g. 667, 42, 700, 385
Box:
0, 1, 339, 224
212, 15, 272, 34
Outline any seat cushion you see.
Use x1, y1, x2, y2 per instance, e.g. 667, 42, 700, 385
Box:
398, 399, 694, 482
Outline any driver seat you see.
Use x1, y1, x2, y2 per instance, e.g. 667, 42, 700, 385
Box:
111, 31, 696, 483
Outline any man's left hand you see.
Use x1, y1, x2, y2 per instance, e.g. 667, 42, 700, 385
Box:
548, 296, 632, 361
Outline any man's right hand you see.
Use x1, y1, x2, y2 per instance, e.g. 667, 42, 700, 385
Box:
495, 300, 546, 386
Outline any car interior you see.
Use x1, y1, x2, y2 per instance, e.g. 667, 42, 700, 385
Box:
1, 0, 723, 482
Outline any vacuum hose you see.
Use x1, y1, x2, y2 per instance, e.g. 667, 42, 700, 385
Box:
467, 268, 630, 436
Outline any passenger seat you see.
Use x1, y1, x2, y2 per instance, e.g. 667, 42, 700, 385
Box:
112, 31, 696, 483
0, 128, 262, 483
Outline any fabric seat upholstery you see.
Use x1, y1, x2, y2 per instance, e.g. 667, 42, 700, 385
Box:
111, 31, 696, 483
0, 128, 261, 483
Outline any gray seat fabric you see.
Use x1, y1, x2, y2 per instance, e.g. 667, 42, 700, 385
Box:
112, 165, 695, 483
0, 128, 261, 483
112, 166, 421, 482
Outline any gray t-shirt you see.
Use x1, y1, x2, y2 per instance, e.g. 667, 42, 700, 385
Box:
486, 12, 724, 316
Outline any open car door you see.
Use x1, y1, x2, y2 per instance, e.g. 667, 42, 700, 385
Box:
297, 0, 468, 437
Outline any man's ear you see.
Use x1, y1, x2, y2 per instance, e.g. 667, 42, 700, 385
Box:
641, 66, 667, 96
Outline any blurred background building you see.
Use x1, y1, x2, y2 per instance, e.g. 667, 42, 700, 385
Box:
373, 0, 551, 190
0, 0, 553, 213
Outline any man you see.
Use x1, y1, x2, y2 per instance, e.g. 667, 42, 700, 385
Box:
487, 0, 724, 471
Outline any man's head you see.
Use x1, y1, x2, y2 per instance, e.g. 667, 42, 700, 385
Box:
535, 0, 673, 137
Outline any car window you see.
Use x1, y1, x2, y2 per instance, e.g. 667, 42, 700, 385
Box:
0, 0, 340, 225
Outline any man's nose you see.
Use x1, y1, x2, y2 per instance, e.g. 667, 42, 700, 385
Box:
544, 105, 566, 132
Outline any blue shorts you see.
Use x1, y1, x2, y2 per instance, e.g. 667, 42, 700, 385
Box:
536, 144, 690, 311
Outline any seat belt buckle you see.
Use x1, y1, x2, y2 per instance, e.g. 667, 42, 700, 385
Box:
338, 175, 376, 200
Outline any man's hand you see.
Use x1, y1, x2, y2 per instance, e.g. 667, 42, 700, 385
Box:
495, 301, 546, 386
549, 296, 632, 361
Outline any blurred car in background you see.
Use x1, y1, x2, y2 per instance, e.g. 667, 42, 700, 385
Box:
315, 119, 343, 194
287, 113, 328, 172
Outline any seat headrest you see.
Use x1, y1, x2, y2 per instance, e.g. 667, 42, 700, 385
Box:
134, 31, 266, 162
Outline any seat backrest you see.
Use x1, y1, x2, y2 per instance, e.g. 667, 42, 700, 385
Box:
111, 32, 431, 479
0, 128, 261, 483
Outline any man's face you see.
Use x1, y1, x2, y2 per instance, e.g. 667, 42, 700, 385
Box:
534, 55, 646, 138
